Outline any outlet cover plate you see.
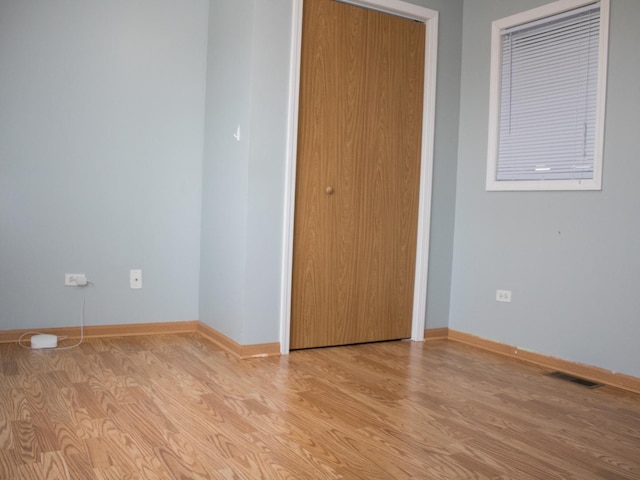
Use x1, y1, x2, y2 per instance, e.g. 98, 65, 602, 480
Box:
65, 273, 82, 286
496, 289, 512, 303
130, 269, 142, 289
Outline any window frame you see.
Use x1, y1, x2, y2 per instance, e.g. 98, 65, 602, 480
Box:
486, 0, 610, 191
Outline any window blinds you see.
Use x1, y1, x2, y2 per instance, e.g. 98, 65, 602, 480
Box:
497, 3, 600, 181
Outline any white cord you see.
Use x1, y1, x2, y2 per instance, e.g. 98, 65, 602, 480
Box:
56, 296, 85, 350
18, 296, 86, 351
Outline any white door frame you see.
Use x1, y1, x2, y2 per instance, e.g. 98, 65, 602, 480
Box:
280, 0, 439, 354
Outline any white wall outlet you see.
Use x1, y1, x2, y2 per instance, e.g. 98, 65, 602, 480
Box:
65, 273, 87, 286
496, 289, 512, 303
130, 269, 142, 289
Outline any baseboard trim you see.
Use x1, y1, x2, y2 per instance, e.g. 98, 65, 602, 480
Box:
424, 327, 449, 340
4, 322, 636, 390
0, 321, 200, 344
0, 321, 281, 359
447, 329, 640, 395
196, 322, 281, 359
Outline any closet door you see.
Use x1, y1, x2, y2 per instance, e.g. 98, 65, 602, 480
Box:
290, 0, 425, 349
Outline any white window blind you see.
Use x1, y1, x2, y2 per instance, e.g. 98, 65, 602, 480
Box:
497, 2, 601, 182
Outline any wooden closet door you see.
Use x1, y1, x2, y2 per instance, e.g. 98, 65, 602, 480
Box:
290, 0, 425, 349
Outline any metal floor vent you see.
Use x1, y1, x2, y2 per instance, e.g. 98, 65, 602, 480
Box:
545, 371, 603, 389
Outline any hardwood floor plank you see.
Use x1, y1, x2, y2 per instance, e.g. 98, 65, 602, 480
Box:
241, 429, 344, 479
42, 450, 71, 480
11, 387, 31, 422
31, 412, 60, 453
2, 360, 18, 376
110, 400, 176, 457
52, 422, 85, 457
73, 382, 108, 419
86, 437, 113, 469
16, 460, 43, 479
0, 412, 13, 450
0, 335, 638, 479
62, 453, 97, 480
154, 444, 213, 480
0, 448, 17, 479
11, 418, 40, 464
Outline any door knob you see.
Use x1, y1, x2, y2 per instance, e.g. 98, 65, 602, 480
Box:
325, 186, 334, 195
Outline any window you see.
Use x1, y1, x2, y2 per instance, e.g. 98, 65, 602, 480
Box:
486, 0, 610, 191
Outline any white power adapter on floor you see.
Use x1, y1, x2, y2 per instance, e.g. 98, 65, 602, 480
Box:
30, 334, 58, 349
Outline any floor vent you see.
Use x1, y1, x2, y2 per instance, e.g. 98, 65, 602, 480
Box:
545, 371, 603, 389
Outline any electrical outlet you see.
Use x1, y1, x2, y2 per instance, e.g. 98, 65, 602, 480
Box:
496, 289, 512, 303
130, 269, 142, 289
65, 273, 87, 286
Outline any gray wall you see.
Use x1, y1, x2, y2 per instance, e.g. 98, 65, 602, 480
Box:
199, 0, 292, 344
0, 0, 209, 329
199, 0, 253, 343
452, 0, 640, 377
410, 0, 464, 330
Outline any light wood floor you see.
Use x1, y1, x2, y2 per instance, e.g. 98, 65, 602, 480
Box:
0, 334, 638, 479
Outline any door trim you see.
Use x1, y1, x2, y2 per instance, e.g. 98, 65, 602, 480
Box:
280, 0, 439, 354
